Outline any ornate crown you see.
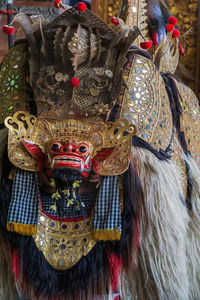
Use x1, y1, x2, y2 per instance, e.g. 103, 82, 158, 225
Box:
5, 111, 136, 175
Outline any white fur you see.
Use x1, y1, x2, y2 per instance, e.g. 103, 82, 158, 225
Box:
185, 155, 200, 299
128, 147, 190, 300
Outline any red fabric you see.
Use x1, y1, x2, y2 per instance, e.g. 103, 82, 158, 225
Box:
152, 31, 158, 49
70, 77, 80, 87
2, 25, 15, 35
110, 17, 119, 25
178, 42, 185, 56
76, 2, 87, 12
54, 0, 62, 9
140, 41, 152, 50
109, 253, 123, 294
165, 24, 174, 32
12, 249, 19, 281
172, 29, 180, 38
168, 16, 178, 25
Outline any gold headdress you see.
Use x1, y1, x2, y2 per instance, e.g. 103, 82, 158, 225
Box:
2, 5, 141, 175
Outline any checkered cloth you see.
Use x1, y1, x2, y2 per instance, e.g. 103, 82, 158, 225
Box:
7, 168, 39, 226
7, 169, 122, 241
41, 192, 96, 218
93, 176, 122, 235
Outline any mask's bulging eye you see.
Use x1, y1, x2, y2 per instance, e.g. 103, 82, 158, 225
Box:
78, 145, 88, 154
50, 142, 62, 152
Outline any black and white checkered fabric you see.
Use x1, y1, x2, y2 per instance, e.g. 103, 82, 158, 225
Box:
93, 176, 121, 233
41, 192, 96, 218
7, 168, 121, 236
7, 168, 39, 225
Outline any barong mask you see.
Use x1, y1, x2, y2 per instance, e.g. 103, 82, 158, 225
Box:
3, 7, 140, 178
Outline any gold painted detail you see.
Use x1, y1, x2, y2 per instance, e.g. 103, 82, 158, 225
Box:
0, 43, 32, 123
176, 80, 200, 166
34, 211, 96, 270
5, 111, 136, 175
120, 54, 173, 150
125, 0, 149, 47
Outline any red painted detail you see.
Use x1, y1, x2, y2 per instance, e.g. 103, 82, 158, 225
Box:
8, 10, 14, 14
22, 140, 44, 169
93, 148, 114, 162
81, 172, 90, 178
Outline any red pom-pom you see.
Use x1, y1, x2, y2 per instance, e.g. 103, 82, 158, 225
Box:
168, 16, 178, 25
0, 9, 7, 14
76, 2, 87, 12
70, 77, 80, 87
172, 29, 180, 38
8, 10, 14, 15
110, 17, 119, 25
165, 24, 174, 32
2, 25, 15, 35
54, 0, 62, 8
140, 41, 153, 50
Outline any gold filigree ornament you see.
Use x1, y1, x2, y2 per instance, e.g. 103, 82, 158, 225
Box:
119, 54, 173, 150
5, 111, 136, 175
0, 43, 32, 123
34, 209, 96, 270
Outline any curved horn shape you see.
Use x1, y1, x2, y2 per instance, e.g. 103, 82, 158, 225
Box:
11, 13, 34, 36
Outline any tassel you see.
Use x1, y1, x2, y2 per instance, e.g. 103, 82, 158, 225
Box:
140, 41, 153, 50
70, 77, 80, 87
2, 25, 15, 35
111, 17, 119, 25
168, 16, 178, 25
7, 10, 14, 15
0, 9, 7, 14
172, 29, 180, 38
76, 2, 87, 12
165, 24, 174, 32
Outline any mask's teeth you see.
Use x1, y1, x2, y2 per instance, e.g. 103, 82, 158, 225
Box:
81, 160, 84, 171
85, 156, 90, 166
51, 159, 55, 168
